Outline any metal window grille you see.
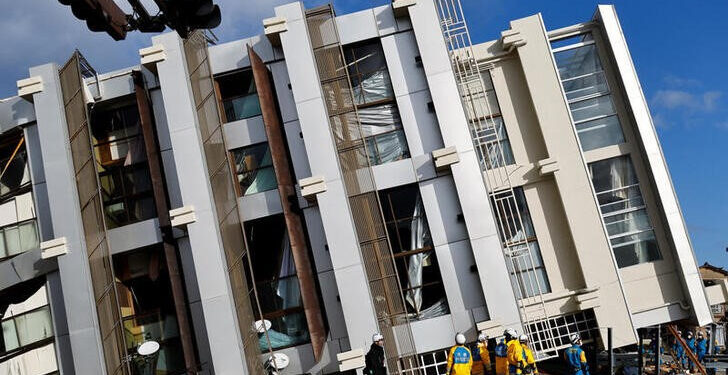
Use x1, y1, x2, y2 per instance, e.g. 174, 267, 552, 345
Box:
399, 349, 450, 375
527, 309, 597, 354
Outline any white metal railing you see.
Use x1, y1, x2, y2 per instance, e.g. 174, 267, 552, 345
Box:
432, 0, 560, 359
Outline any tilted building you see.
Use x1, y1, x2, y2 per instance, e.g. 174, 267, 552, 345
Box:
0, 1, 711, 374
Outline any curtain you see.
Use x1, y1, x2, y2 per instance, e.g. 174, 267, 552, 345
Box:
359, 104, 407, 164
405, 196, 431, 313
276, 234, 299, 310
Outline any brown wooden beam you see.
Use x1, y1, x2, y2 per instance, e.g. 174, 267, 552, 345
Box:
248, 45, 328, 361
133, 71, 198, 374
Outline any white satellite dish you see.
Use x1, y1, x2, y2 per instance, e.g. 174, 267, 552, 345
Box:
137, 341, 160, 357
269, 353, 290, 370
254, 319, 272, 333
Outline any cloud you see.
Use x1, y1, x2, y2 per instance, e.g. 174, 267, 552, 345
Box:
662, 75, 701, 88
652, 89, 722, 112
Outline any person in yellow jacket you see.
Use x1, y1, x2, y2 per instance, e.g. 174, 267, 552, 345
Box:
446, 333, 473, 375
519, 335, 538, 374
507, 332, 527, 375
496, 329, 517, 375
472, 333, 492, 375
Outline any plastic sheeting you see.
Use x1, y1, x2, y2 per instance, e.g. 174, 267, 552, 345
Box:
359, 104, 409, 165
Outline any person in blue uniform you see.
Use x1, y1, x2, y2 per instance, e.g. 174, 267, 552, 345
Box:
564, 334, 589, 375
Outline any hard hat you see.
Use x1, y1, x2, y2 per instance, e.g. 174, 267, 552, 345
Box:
570, 333, 581, 345
519, 334, 528, 343
456, 333, 466, 345
478, 333, 488, 343
697, 331, 704, 338
686, 331, 694, 337
504, 328, 517, 338
372, 333, 384, 342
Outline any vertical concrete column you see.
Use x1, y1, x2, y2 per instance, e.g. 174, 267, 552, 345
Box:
407, 1, 522, 331
275, 2, 379, 352
595, 5, 712, 326
506, 15, 635, 345
152, 32, 248, 374
29, 63, 106, 374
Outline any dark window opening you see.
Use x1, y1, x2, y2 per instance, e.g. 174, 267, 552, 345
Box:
114, 247, 185, 375
244, 214, 309, 351
231, 143, 277, 196
91, 103, 156, 228
492, 187, 551, 298
216, 70, 262, 122
344, 40, 410, 165
0, 134, 32, 202
379, 184, 448, 320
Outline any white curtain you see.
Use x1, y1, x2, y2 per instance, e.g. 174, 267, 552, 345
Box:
405, 196, 431, 313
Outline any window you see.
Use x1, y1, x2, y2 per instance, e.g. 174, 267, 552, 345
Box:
231, 143, 277, 196
589, 156, 661, 268
0, 136, 31, 201
114, 247, 185, 374
466, 71, 515, 169
492, 188, 551, 298
217, 70, 262, 122
526, 309, 597, 352
344, 40, 410, 165
551, 33, 625, 151
379, 184, 448, 320
1, 306, 53, 355
244, 215, 309, 351
0, 219, 39, 260
91, 104, 156, 228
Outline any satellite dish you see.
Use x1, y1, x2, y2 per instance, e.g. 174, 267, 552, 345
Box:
137, 340, 160, 356
254, 319, 272, 333
268, 353, 290, 370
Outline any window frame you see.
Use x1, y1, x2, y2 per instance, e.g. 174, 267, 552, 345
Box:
215, 69, 262, 123
379, 185, 448, 320
550, 33, 627, 152
1, 305, 54, 357
343, 40, 410, 166
0, 218, 40, 261
230, 142, 278, 197
491, 187, 551, 299
467, 70, 516, 169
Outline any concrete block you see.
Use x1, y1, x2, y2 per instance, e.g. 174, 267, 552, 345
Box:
537, 157, 559, 175
139, 44, 166, 70
392, 0, 417, 17
170, 205, 196, 227
264, 16, 287, 46
432, 146, 459, 171
41, 237, 68, 259
17, 76, 43, 99
300, 176, 327, 200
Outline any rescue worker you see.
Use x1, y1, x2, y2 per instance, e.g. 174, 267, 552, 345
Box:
696, 331, 708, 363
671, 331, 686, 368
446, 333, 473, 375
686, 331, 696, 371
471, 333, 492, 375
494, 337, 509, 375
506, 330, 526, 375
564, 334, 590, 375
364, 333, 387, 375
519, 335, 538, 375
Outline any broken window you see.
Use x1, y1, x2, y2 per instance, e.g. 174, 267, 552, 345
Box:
231, 143, 277, 196
466, 71, 515, 169
0, 136, 31, 201
492, 187, 551, 298
0, 135, 39, 260
216, 70, 262, 122
113, 247, 185, 374
379, 184, 449, 320
551, 33, 625, 151
91, 103, 156, 228
589, 156, 661, 268
244, 215, 309, 351
344, 40, 410, 165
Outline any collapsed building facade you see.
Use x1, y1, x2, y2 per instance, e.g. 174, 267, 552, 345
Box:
0, 0, 712, 374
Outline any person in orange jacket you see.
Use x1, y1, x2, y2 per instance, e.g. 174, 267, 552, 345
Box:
472, 333, 492, 375
446, 333, 473, 375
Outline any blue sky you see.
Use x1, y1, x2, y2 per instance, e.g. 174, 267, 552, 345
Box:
0, 0, 725, 267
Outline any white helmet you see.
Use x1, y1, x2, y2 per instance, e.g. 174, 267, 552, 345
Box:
456, 333, 466, 345
504, 328, 517, 339
478, 333, 488, 343
697, 331, 704, 338
570, 334, 581, 345
373, 333, 384, 342
519, 334, 528, 343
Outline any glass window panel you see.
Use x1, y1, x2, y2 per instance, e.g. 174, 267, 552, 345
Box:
604, 209, 652, 237
14, 307, 54, 347
232, 143, 277, 196
2, 319, 19, 352
258, 311, 310, 351
18, 221, 39, 252
563, 71, 609, 101
223, 94, 262, 122
368, 129, 409, 165
576, 115, 625, 151
570, 95, 616, 123
549, 33, 594, 50
4, 226, 21, 256
0, 230, 5, 258
554, 44, 603, 80
611, 230, 661, 268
